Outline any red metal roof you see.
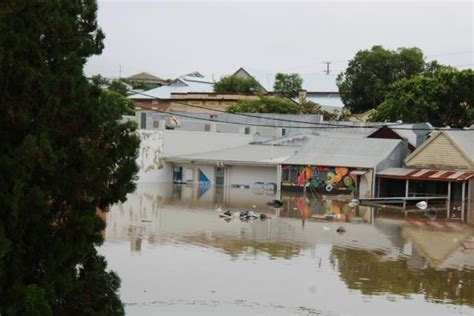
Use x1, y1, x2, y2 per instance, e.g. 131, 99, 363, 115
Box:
377, 168, 474, 182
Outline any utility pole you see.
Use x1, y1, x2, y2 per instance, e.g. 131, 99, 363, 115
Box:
324, 61, 331, 75
119, 64, 122, 78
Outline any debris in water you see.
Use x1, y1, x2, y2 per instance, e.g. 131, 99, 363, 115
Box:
416, 201, 428, 210
336, 226, 346, 233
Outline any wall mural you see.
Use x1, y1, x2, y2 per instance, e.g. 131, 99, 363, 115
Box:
197, 168, 211, 198
282, 165, 356, 193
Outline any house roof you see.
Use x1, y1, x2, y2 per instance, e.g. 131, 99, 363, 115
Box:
164, 144, 299, 166
127, 72, 165, 82
128, 76, 214, 100
233, 67, 339, 93
405, 130, 474, 168
284, 136, 402, 168
445, 130, 474, 161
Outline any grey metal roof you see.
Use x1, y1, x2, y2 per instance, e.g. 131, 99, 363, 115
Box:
284, 136, 402, 168
164, 144, 300, 166
128, 76, 214, 100
127, 72, 164, 82
445, 130, 474, 161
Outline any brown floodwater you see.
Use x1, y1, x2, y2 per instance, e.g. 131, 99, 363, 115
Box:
99, 183, 474, 315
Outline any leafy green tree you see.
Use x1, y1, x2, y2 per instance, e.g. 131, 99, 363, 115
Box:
214, 75, 262, 94
91, 74, 109, 86
370, 69, 473, 127
227, 96, 304, 114
337, 46, 426, 113
0, 1, 139, 315
101, 90, 135, 115
108, 78, 129, 96
273, 73, 303, 98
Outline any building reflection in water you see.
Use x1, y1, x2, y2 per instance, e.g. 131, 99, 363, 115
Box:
104, 183, 474, 306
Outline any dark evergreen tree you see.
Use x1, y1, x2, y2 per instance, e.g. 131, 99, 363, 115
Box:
0, 1, 139, 315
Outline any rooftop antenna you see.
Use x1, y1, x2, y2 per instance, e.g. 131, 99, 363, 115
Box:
324, 61, 331, 75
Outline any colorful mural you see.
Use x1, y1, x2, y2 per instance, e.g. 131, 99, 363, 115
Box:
282, 165, 357, 193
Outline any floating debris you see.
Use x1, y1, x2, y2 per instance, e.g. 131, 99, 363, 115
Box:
266, 200, 284, 207
416, 201, 428, 210
336, 226, 346, 233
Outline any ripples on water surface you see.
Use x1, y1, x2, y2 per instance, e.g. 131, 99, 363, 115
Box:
99, 183, 474, 315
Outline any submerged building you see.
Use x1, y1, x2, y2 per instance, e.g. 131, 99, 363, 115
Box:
377, 130, 474, 223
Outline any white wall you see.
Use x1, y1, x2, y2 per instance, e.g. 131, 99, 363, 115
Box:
136, 130, 255, 183
171, 163, 279, 189
136, 130, 169, 183
229, 166, 278, 187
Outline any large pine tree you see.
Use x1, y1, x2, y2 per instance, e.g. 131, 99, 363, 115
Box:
0, 2, 139, 315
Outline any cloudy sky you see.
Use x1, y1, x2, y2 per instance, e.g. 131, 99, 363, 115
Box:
85, 0, 473, 80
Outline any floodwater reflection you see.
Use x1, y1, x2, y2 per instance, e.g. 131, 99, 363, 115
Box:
100, 183, 474, 315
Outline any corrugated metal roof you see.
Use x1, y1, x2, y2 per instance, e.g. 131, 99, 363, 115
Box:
127, 72, 164, 82
128, 76, 214, 100
164, 144, 299, 166
445, 130, 474, 161
377, 167, 474, 181
284, 136, 402, 168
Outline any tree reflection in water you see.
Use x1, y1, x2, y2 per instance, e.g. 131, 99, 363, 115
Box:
330, 247, 474, 307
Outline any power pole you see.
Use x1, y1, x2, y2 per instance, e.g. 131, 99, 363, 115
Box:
324, 61, 331, 75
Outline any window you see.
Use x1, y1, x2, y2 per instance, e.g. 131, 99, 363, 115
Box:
282, 128, 287, 136
204, 124, 211, 131
215, 166, 225, 186
244, 127, 251, 134
152, 120, 160, 128
140, 112, 147, 129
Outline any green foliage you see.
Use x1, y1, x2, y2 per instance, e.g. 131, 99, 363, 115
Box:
108, 78, 129, 96
227, 96, 304, 114
0, 1, 138, 314
370, 69, 474, 127
273, 73, 303, 98
128, 80, 159, 90
91, 74, 108, 86
214, 75, 263, 94
100, 90, 135, 115
337, 46, 426, 113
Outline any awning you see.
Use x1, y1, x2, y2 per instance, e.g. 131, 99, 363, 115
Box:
377, 168, 474, 182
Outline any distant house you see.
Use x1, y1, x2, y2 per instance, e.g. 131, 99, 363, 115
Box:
367, 123, 433, 152
232, 67, 344, 112
129, 75, 262, 113
377, 130, 474, 223
127, 72, 166, 85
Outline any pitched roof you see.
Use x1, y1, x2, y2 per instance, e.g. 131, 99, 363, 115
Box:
127, 72, 164, 82
284, 135, 402, 168
128, 76, 214, 100
445, 130, 474, 161
405, 130, 474, 169
164, 144, 299, 166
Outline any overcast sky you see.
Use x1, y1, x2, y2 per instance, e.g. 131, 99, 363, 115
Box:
85, 0, 473, 80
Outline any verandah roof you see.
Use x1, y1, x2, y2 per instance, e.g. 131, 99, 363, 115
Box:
377, 168, 474, 182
